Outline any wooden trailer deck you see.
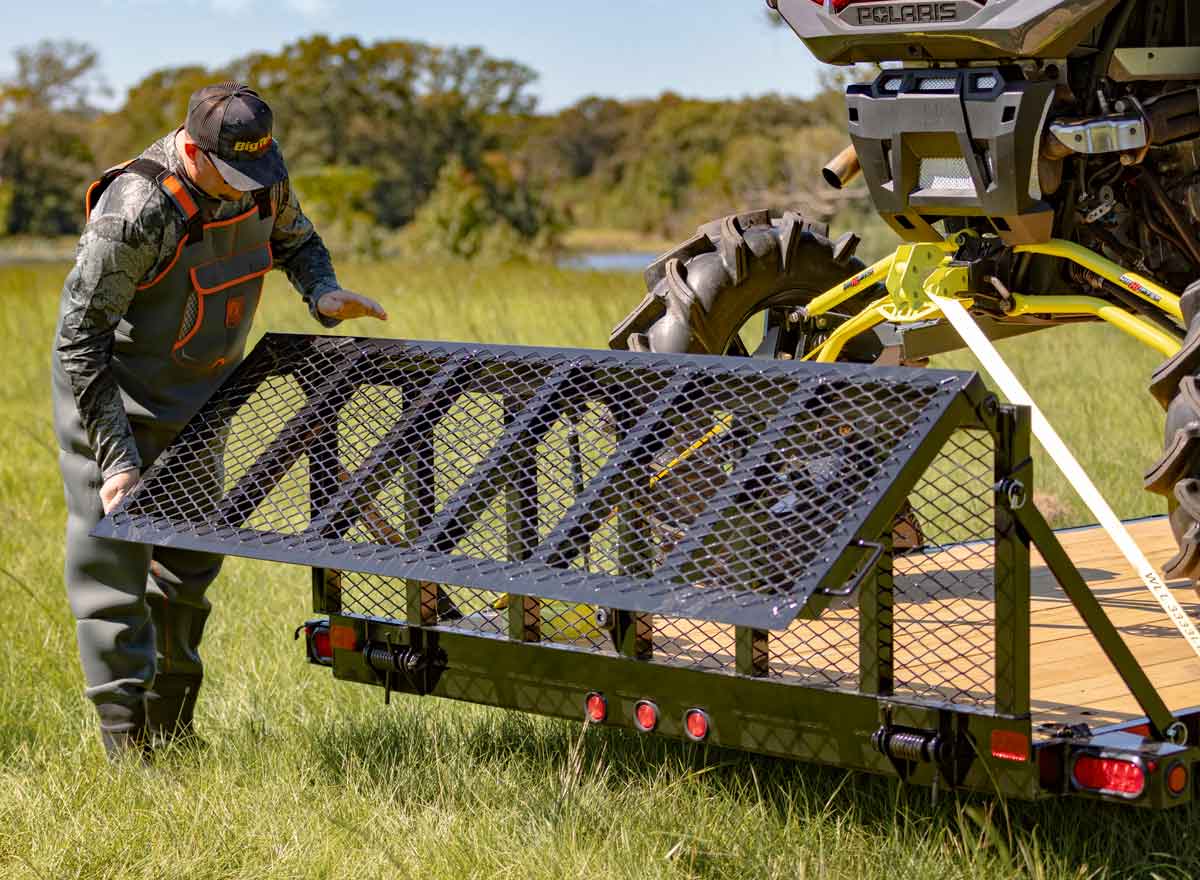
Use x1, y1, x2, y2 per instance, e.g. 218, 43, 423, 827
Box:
1026, 517, 1200, 729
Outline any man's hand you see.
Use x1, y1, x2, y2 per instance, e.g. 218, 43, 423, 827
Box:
316, 289, 388, 321
100, 469, 141, 515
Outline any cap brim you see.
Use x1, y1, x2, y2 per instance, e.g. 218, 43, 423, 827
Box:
209, 141, 286, 192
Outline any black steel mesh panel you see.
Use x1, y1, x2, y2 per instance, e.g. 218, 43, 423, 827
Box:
770, 611, 859, 688
96, 334, 977, 630
652, 616, 737, 672
336, 425, 998, 708
539, 601, 613, 651
340, 570, 405, 623
892, 429, 996, 706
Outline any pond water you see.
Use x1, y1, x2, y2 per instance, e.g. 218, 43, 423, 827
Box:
560, 251, 659, 272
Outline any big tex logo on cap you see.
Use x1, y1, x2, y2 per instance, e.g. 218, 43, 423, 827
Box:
233, 135, 273, 155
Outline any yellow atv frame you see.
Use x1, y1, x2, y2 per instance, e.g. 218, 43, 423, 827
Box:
802, 234, 1182, 364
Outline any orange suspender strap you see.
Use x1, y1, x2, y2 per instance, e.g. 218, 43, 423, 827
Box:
83, 158, 204, 246
83, 160, 134, 222
129, 159, 204, 246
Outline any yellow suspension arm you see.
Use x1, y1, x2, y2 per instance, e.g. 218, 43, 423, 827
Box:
802, 253, 898, 318
805, 298, 892, 363
1006, 293, 1181, 358
1013, 239, 1183, 322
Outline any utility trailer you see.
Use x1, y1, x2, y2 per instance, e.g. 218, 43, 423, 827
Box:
96, 333, 1200, 807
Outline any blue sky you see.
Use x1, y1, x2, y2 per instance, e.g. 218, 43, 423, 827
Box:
0, 0, 826, 112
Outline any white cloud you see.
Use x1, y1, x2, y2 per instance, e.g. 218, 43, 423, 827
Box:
286, 0, 336, 17
153, 0, 336, 17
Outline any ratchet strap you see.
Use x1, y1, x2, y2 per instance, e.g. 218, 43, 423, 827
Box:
931, 293, 1200, 660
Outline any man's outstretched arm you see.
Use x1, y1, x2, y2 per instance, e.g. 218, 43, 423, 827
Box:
269, 178, 387, 323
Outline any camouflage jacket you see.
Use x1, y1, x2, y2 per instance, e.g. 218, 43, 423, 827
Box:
53, 130, 341, 481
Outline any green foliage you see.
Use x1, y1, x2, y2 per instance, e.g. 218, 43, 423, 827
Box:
0, 35, 887, 259
399, 155, 562, 262
0, 40, 102, 236
290, 165, 383, 258
228, 35, 539, 229
510, 92, 864, 243
90, 65, 210, 167
1, 35, 550, 250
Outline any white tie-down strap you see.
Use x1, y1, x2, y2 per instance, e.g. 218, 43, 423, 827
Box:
929, 293, 1200, 660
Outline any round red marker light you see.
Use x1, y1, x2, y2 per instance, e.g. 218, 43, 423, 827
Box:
1167, 762, 1189, 796
634, 700, 659, 732
684, 709, 710, 742
584, 692, 607, 724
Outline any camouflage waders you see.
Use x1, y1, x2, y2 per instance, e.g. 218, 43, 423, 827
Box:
53, 157, 275, 754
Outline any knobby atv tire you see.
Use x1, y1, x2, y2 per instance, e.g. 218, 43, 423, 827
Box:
1146, 280, 1200, 585
608, 208, 926, 552
608, 209, 871, 356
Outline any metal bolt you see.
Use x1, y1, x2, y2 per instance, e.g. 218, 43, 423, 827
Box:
996, 478, 1027, 510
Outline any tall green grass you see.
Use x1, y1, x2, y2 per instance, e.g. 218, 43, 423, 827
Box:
0, 258, 1191, 880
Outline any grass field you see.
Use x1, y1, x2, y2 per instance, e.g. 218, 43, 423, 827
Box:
1, 257, 1195, 879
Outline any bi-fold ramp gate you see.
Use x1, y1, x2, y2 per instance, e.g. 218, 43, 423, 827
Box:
96, 333, 1200, 806
97, 333, 976, 627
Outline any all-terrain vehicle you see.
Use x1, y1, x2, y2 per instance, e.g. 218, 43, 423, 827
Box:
610, 0, 1200, 581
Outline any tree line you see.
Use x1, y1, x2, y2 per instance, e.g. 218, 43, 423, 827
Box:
0, 37, 862, 259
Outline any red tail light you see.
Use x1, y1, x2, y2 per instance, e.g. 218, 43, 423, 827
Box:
1071, 755, 1146, 798
312, 628, 332, 662
634, 700, 659, 732
584, 692, 607, 724
685, 709, 710, 742
296, 618, 337, 666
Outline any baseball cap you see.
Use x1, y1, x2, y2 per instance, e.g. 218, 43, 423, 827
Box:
185, 82, 286, 192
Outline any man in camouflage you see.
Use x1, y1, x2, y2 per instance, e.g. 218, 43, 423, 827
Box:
52, 82, 387, 759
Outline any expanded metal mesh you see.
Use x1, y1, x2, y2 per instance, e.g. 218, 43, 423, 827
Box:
892, 429, 996, 706
99, 334, 973, 630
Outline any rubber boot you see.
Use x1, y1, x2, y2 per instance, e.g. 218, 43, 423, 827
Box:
146, 673, 204, 749
96, 701, 150, 763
